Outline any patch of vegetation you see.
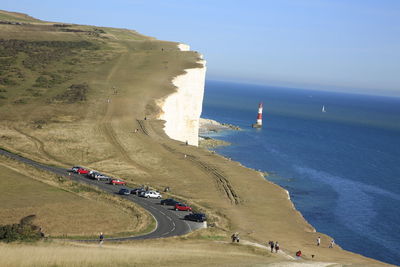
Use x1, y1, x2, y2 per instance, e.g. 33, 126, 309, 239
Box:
13, 98, 28, 104
0, 76, 17, 86
68, 181, 101, 194
59, 27, 106, 37
0, 39, 98, 71
52, 83, 89, 103
52, 23, 72, 28
33, 72, 69, 88
0, 215, 45, 242
0, 21, 26, 26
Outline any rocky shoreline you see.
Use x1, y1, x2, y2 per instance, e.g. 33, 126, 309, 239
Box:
199, 118, 240, 134
198, 118, 240, 148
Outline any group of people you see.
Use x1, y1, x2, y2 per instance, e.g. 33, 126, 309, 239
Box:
267, 241, 280, 253
100, 231, 335, 256
231, 233, 240, 243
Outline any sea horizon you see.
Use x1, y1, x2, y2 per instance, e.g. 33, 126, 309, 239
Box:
207, 78, 400, 99
201, 80, 400, 265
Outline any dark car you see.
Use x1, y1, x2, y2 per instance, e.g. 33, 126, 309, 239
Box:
118, 188, 130, 195
131, 188, 146, 195
184, 213, 207, 222
160, 198, 180, 206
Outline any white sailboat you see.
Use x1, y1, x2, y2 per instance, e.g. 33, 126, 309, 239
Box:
322, 105, 326, 113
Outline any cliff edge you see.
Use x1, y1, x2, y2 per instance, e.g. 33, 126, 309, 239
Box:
157, 44, 207, 146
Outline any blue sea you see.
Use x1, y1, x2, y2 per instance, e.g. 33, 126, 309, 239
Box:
201, 80, 400, 265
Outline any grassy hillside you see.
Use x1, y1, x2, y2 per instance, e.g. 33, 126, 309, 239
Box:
0, 155, 152, 237
0, 10, 390, 266
0, 10, 41, 23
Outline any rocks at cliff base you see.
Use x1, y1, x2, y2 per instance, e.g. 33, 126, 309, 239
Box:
199, 118, 240, 134
198, 118, 240, 149
198, 136, 230, 149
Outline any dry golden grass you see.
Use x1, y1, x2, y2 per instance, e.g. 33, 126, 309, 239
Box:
0, 157, 152, 237
0, 239, 275, 267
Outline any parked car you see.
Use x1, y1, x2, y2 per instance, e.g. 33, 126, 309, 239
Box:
118, 188, 131, 195
87, 170, 99, 178
174, 203, 192, 211
77, 168, 89, 175
160, 198, 180, 206
94, 173, 110, 181
71, 166, 83, 172
184, 213, 207, 222
131, 188, 146, 195
109, 179, 126, 185
142, 191, 162, 199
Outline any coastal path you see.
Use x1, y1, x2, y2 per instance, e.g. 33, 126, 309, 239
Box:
0, 148, 204, 241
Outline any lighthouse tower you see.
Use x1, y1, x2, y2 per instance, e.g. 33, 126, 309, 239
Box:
252, 102, 263, 128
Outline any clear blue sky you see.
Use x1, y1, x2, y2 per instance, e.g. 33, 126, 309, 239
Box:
2, 0, 400, 96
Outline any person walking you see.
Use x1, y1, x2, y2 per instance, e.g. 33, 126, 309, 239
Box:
329, 239, 335, 248
275, 241, 280, 253
268, 241, 274, 253
317, 236, 321, 246
231, 233, 236, 243
99, 232, 104, 247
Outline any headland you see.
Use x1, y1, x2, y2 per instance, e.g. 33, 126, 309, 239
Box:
0, 10, 393, 266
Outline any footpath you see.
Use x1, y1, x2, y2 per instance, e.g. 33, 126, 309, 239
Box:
224, 239, 341, 267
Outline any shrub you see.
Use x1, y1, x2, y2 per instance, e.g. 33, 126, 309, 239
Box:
0, 77, 17, 85
52, 83, 89, 103
0, 215, 44, 242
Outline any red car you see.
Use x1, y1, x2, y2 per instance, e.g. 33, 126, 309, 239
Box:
109, 179, 126, 185
77, 168, 89, 174
174, 203, 192, 211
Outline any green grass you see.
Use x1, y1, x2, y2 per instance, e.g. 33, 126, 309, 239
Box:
0, 10, 41, 23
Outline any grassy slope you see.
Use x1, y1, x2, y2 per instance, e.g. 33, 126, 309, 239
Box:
0, 10, 41, 23
0, 240, 277, 267
0, 10, 391, 266
0, 156, 152, 237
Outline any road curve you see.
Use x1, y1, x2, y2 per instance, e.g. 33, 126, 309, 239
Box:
0, 148, 204, 241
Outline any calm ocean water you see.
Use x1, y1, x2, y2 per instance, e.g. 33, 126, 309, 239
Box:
201, 80, 400, 265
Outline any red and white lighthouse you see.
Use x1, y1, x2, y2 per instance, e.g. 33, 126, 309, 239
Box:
252, 102, 263, 128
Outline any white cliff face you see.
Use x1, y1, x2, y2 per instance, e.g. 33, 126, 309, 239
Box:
157, 44, 206, 146
177, 43, 190, 51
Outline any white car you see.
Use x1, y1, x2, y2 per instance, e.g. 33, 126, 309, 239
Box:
143, 191, 162, 199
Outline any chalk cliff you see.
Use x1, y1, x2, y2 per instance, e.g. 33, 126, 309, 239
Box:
157, 44, 206, 146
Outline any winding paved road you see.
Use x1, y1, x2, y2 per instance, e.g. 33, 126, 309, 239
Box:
0, 148, 204, 241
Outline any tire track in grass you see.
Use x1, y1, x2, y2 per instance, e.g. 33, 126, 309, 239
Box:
161, 144, 241, 205
13, 127, 71, 165
97, 53, 149, 174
